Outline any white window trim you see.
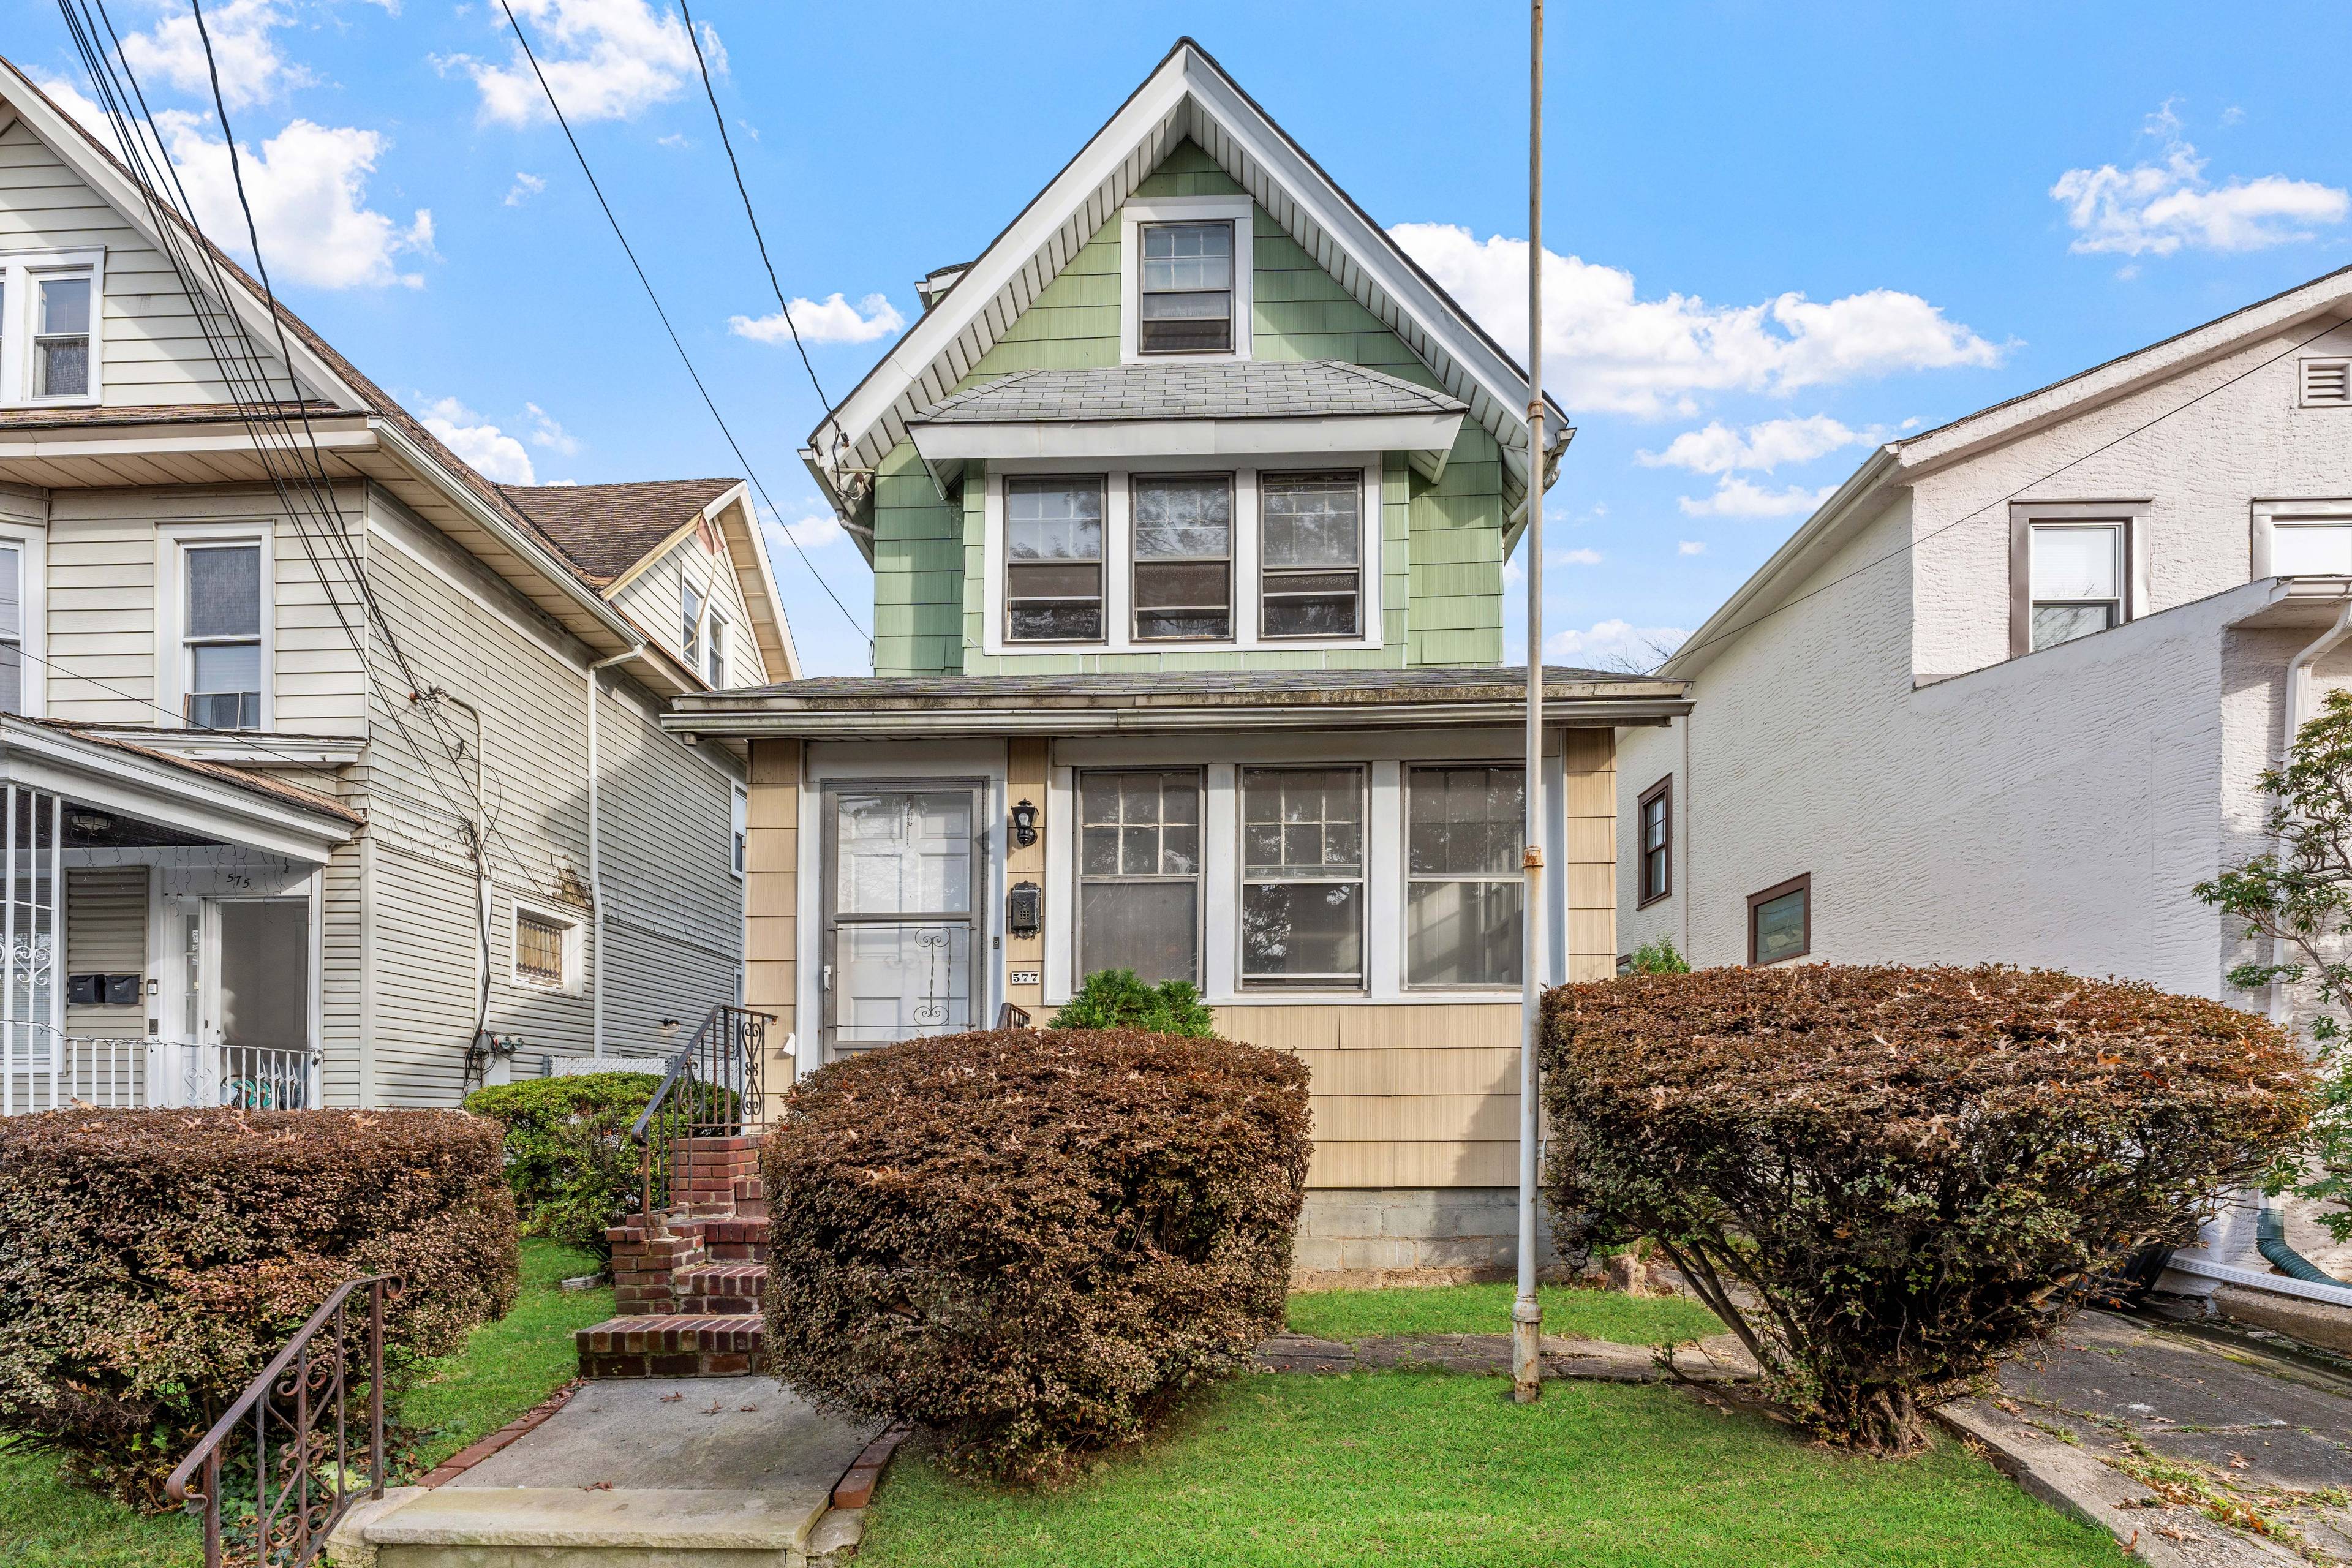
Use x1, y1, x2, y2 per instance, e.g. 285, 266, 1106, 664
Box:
156, 521, 274, 731
0, 247, 104, 408
981, 456, 1382, 657
510, 899, 585, 993
0, 522, 47, 719
2250, 499, 2352, 579
1118, 195, 1254, 365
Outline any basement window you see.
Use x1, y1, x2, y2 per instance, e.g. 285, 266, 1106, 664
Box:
513, 905, 579, 991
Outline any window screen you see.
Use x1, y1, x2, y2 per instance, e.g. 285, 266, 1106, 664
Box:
516, 911, 568, 987
1137, 221, 1234, 354
1006, 477, 1105, 641
1240, 766, 1365, 987
1078, 770, 1202, 984
1260, 473, 1362, 638
1404, 766, 1523, 988
1133, 475, 1232, 640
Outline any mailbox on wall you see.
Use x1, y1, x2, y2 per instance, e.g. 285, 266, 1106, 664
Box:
1007, 880, 1041, 938
68, 974, 142, 1006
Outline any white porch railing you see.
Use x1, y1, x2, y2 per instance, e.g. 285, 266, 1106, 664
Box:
2, 1023, 319, 1114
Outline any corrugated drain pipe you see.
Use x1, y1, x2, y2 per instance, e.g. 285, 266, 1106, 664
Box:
2257, 1207, 2348, 1286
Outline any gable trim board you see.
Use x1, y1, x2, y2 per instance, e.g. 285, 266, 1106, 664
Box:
1665, 266, 2352, 682
804, 38, 1567, 556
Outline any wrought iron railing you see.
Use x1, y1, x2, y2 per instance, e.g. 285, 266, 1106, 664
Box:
165, 1275, 396, 1568
0, 1025, 317, 1115
631, 1004, 775, 1218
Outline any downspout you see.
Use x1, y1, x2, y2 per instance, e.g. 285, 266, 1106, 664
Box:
588, 646, 649, 1055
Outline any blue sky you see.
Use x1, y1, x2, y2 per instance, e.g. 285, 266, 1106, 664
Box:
11, 0, 2351, 675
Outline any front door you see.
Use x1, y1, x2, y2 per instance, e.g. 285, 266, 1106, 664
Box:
201, 898, 311, 1107
822, 785, 982, 1058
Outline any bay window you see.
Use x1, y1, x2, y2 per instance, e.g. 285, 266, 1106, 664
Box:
1005, 477, 1105, 641
1132, 475, 1232, 640
1078, 769, 1202, 984
183, 543, 262, 729
1239, 766, 1365, 989
1404, 764, 1523, 989
1260, 473, 1362, 638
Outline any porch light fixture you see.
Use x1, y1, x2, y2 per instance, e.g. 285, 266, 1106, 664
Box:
1010, 797, 1039, 848
70, 812, 112, 834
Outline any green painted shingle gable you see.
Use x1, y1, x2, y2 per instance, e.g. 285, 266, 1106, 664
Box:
868, 138, 1505, 677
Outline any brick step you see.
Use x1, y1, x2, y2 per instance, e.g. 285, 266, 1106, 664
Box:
576, 1314, 763, 1379
673, 1262, 767, 1315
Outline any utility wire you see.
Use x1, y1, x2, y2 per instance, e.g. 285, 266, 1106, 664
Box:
1656, 307, 2352, 673
496, 0, 872, 654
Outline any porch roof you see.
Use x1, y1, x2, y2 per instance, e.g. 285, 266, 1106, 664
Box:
666, 665, 1690, 739
1, 718, 361, 862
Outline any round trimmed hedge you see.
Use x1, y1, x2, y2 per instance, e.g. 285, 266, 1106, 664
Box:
0, 1108, 518, 1504
761, 1027, 1311, 1483
1541, 965, 2313, 1455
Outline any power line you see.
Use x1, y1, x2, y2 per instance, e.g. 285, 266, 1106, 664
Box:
1658, 307, 2352, 673
494, 0, 872, 655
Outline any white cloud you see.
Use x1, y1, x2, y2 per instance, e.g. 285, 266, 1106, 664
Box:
1678, 540, 1706, 556
730, 292, 905, 347
1390, 223, 2005, 416
2052, 104, 2348, 256
1550, 547, 1603, 567
121, 0, 309, 110
524, 402, 580, 454
1677, 476, 1837, 519
1638, 414, 1871, 475
422, 398, 535, 484
763, 500, 843, 551
154, 111, 434, 289
504, 172, 547, 206
445, 0, 704, 127
1546, 619, 1687, 673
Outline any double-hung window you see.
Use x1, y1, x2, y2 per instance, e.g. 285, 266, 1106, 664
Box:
682, 579, 705, 669
1260, 473, 1362, 638
183, 543, 262, 729
1404, 765, 1523, 989
1137, 221, 1234, 354
706, 613, 727, 686
32, 274, 90, 399
1637, 775, 1672, 907
0, 543, 23, 716
1239, 766, 1365, 989
2025, 522, 2124, 652
1078, 770, 1202, 984
1132, 475, 1232, 639
1005, 477, 1104, 641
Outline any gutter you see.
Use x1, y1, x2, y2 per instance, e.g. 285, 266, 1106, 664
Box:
586, 647, 649, 1056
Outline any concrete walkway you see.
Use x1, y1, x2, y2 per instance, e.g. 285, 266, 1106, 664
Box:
328, 1378, 880, 1567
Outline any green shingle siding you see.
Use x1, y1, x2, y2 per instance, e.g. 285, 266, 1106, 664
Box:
873, 138, 1506, 677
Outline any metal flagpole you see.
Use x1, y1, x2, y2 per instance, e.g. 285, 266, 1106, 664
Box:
1513, 0, 1548, 1406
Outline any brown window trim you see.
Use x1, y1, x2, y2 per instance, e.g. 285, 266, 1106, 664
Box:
1746, 873, 1811, 967
2007, 503, 2148, 659
1635, 773, 1673, 909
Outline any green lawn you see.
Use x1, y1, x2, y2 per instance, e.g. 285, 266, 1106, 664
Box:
0, 1238, 609, 1568
859, 1373, 2119, 1568
1287, 1281, 1725, 1345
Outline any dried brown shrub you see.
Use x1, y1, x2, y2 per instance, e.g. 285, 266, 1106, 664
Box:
0, 1109, 519, 1505
1542, 965, 2314, 1455
761, 1028, 1311, 1483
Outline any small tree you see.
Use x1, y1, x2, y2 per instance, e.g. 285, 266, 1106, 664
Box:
1626, 937, 1692, 974
2196, 687, 2352, 1242
1050, 968, 1217, 1037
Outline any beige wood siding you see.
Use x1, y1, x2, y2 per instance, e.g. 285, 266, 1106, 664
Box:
743, 738, 800, 1074
64, 865, 147, 1039
1004, 738, 1047, 1013
0, 118, 295, 408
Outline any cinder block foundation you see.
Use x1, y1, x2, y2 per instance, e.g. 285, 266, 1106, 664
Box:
1293, 1187, 1565, 1289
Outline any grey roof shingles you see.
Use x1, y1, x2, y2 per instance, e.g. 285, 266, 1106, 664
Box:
910, 360, 1467, 425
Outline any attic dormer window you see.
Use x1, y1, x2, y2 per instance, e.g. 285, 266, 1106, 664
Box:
1137, 222, 1234, 354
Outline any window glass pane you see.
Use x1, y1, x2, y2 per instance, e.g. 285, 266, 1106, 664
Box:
38, 276, 89, 335
835, 790, 973, 914
1406, 880, 1522, 988
1140, 223, 1233, 291
36, 340, 87, 399
1008, 603, 1102, 641
1242, 768, 1362, 876
1008, 479, 1104, 560
1080, 881, 1198, 986
0, 545, 21, 643
186, 546, 261, 637
1261, 475, 1362, 568
1640, 794, 1665, 853
1753, 888, 1807, 964
1242, 882, 1360, 981
1262, 582, 1359, 638
191, 641, 261, 695
0, 643, 20, 717
1134, 477, 1231, 559
2029, 525, 2119, 600
2272, 523, 2352, 576
1408, 766, 1523, 876
2031, 603, 2113, 652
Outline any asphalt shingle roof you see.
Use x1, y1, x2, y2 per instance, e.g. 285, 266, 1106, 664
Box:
682, 665, 1670, 709
910, 360, 1468, 425
496, 480, 741, 586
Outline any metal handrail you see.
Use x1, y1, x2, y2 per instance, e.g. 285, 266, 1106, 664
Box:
631, 1004, 776, 1220
165, 1275, 396, 1568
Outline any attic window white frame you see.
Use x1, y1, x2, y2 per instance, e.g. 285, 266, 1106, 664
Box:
0, 247, 105, 408
2251, 499, 2352, 579
1118, 196, 1253, 366
981, 454, 1381, 658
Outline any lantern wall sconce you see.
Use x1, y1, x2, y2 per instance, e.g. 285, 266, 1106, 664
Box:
1010, 797, 1039, 848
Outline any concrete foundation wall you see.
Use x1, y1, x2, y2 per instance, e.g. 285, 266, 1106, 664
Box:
1292, 1186, 1559, 1289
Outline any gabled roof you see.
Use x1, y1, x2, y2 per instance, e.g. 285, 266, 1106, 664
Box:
500, 478, 744, 586
1660, 264, 2352, 680
805, 37, 1567, 534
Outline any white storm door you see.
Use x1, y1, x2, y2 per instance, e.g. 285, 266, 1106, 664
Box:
823, 785, 982, 1056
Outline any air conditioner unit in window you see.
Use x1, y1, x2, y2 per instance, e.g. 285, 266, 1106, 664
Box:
2301, 358, 2351, 407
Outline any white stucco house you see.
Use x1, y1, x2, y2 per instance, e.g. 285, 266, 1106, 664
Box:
1615, 264, 2352, 1293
